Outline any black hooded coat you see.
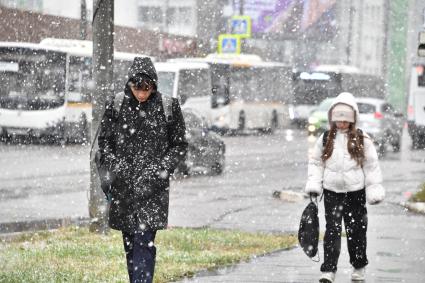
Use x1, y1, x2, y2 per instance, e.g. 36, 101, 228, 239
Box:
98, 57, 188, 232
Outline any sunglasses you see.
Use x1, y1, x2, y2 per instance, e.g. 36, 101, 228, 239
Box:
129, 79, 153, 91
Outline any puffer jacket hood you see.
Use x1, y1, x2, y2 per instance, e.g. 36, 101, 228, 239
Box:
328, 92, 359, 126
128, 57, 158, 87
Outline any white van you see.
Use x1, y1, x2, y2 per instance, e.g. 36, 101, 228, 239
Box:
155, 61, 214, 124
407, 64, 425, 148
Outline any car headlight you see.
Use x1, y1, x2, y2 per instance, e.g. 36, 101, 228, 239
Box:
308, 117, 319, 124
215, 115, 225, 122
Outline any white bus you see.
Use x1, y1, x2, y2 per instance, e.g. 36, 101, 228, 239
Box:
407, 64, 425, 148
0, 39, 149, 143
290, 64, 385, 127
168, 54, 292, 134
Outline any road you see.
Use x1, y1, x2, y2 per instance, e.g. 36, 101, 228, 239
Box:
0, 128, 424, 230
170, 128, 425, 232
0, 128, 424, 281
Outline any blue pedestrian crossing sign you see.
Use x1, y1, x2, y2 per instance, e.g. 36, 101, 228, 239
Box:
218, 34, 241, 54
231, 15, 251, 38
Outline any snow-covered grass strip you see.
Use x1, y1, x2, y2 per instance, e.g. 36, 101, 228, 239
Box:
0, 226, 297, 282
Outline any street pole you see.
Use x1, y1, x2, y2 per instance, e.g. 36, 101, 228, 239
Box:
80, 0, 87, 40
239, 0, 244, 53
346, 0, 354, 65
239, 0, 244, 15
164, 0, 169, 33
90, 0, 114, 234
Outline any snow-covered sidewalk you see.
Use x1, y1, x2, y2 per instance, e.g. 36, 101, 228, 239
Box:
179, 202, 425, 283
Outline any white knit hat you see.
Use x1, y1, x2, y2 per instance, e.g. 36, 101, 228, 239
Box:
331, 103, 355, 123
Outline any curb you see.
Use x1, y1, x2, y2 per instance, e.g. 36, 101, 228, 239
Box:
181, 245, 298, 281
0, 217, 89, 239
272, 190, 306, 202
400, 201, 425, 215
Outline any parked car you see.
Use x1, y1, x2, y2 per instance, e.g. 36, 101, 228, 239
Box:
307, 97, 404, 155
177, 108, 225, 175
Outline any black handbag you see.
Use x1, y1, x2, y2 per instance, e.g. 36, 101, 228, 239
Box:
298, 196, 319, 260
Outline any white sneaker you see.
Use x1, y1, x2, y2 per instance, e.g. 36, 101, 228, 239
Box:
351, 267, 365, 281
319, 272, 335, 283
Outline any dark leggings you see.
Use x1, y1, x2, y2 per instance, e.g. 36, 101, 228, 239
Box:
321, 189, 368, 273
122, 230, 157, 283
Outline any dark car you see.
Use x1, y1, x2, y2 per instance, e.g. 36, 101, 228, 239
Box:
177, 108, 225, 175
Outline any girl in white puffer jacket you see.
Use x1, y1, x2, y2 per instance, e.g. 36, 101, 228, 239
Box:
305, 92, 385, 283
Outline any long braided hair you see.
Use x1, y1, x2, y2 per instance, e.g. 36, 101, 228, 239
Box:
321, 122, 365, 167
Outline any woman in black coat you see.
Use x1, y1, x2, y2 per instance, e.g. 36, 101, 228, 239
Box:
98, 57, 187, 283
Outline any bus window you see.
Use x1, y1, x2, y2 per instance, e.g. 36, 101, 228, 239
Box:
258, 68, 273, 101
0, 48, 66, 110
177, 68, 211, 104
68, 56, 92, 103
258, 67, 284, 102
292, 75, 337, 105
229, 67, 261, 101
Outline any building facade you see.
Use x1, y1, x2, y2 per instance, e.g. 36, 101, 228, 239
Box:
0, 0, 229, 54
0, 0, 393, 77
0, 0, 42, 12
1, 0, 85, 20
316, 0, 388, 77
135, 0, 228, 47
0, 0, 140, 27
136, 0, 196, 37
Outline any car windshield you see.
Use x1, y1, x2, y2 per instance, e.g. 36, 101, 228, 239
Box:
357, 102, 376, 114
317, 98, 334, 111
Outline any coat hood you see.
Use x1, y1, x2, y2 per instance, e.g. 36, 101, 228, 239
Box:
128, 57, 158, 87
328, 92, 359, 125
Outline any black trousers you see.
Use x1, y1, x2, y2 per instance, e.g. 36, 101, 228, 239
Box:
321, 189, 368, 273
122, 230, 157, 283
